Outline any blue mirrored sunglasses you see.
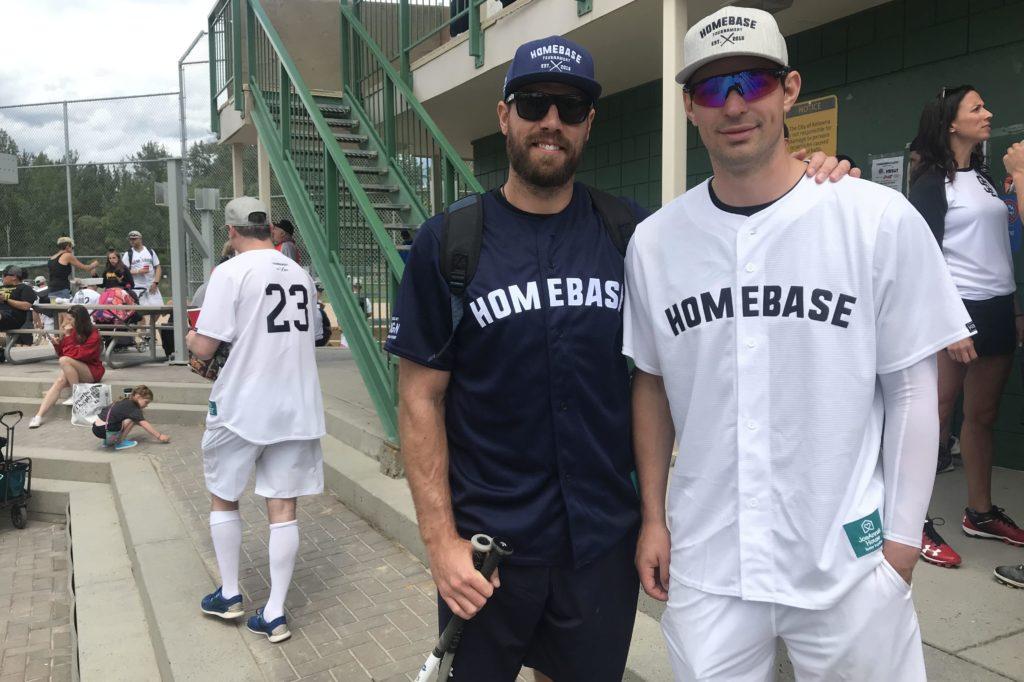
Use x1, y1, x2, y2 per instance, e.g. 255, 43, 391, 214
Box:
684, 68, 789, 108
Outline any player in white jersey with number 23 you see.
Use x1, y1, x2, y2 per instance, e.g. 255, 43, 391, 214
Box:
625, 7, 974, 681
188, 196, 325, 644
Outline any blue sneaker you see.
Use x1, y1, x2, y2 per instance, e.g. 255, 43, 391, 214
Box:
114, 439, 138, 451
201, 587, 244, 620
247, 608, 291, 643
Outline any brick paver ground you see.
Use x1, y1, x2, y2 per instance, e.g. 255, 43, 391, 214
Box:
0, 519, 73, 682
154, 425, 525, 682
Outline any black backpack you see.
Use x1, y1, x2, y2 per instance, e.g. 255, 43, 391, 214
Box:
427, 185, 637, 361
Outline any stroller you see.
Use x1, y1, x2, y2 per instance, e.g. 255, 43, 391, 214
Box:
0, 411, 30, 528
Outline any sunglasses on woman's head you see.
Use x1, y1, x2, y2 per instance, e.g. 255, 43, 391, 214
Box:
506, 91, 593, 125
684, 68, 790, 108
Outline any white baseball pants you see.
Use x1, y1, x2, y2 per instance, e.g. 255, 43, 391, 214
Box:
660, 558, 926, 681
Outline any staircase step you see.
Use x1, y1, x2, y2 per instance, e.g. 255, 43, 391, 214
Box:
290, 131, 369, 145
341, 202, 410, 212
319, 104, 352, 118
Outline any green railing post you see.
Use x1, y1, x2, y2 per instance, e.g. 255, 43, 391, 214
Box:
577, 0, 592, 16
208, 14, 221, 134
231, 0, 244, 111
340, 0, 354, 91
325, 160, 339, 254
383, 80, 397, 159
398, 0, 411, 86
468, 0, 484, 68
247, 1, 257, 95
280, 61, 291, 154
441, 156, 456, 206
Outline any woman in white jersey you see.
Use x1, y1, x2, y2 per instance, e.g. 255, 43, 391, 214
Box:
908, 85, 1024, 569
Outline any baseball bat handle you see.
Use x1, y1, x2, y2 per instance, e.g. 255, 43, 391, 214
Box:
431, 538, 513, 658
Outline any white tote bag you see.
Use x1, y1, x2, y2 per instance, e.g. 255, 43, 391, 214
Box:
71, 383, 112, 427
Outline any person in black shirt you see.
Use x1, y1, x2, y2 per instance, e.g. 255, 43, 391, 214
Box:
91, 385, 170, 449
101, 248, 135, 290
0, 265, 37, 331
47, 236, 97, 300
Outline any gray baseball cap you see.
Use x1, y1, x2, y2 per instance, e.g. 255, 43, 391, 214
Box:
224, 196, 269, 228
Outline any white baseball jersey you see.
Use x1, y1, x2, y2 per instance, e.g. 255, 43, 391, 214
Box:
623, 176, 972, 609
122, 246, 160, 290
941, 169, 1015, 300
196, 248, 325, 444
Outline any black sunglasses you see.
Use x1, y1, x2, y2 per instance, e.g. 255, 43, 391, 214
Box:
506, 91, 593, 125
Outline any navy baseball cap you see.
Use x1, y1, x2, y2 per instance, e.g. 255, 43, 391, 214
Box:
503, 36, 601, 101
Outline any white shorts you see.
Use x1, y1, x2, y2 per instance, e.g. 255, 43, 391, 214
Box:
661, 559, 925, 682
137, 288, 164, 307
202, 427, 324, 501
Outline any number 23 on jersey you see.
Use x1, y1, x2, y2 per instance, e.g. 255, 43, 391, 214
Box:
266, 283, 310, 333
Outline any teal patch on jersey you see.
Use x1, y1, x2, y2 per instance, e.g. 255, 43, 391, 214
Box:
843, 509, 883, 558
630, 469, 639, 495
208, 400, 217, 416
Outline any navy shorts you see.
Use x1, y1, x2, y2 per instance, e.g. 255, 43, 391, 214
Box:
437, 529, 639, 682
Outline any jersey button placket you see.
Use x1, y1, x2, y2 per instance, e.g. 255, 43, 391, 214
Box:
734, 220, 773, 599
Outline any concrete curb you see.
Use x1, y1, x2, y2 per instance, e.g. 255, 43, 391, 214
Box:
31, 476, 162, 681
0, 377, 212, 405
26, 450, 264, 681
0, 396, 207, 426
109, 457, 264, 681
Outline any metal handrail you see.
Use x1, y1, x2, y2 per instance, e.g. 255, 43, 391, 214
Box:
207, 0, 243, 133
243, 0, 406, 438
248, 0, 406, 277
340, 1, 482, 196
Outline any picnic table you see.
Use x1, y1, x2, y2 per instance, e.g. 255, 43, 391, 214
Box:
11, 303, 176, 369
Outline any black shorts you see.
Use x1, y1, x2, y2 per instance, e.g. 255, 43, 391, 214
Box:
91, 423, 107, 439
437, 529, 640, 682
963, 294, 1016, 357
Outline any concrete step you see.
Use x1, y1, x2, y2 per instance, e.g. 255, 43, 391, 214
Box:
31, 476, 163, 681
0, 376, 211, 404
109, 456, 263, 681
0, 396, 207, 426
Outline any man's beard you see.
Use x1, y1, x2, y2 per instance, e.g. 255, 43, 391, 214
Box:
506, 129, 583, 189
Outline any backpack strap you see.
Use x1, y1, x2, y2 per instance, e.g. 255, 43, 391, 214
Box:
584, 185, 637, 256
439, 193, 485, 333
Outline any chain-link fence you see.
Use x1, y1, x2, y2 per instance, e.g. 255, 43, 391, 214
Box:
0, 93, 181, 270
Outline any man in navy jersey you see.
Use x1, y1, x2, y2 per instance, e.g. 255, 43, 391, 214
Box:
386, 35, 853, 682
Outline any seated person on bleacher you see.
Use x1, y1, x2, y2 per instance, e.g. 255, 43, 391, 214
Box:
0, 265, 38, 338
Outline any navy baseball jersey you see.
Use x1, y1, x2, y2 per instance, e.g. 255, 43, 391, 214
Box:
386, 184, 648, 568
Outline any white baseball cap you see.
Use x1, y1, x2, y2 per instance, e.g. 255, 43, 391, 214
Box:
675, 6, 789, 85
224, 196, 268, 227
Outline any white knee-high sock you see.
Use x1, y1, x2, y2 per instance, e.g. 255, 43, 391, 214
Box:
210, 510, 242, 599
264, 520, 299, 622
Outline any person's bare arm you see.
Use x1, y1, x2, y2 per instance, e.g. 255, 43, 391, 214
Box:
137, 420, 170, 442
633, 369, 676, 601
4, 297, 32, 312
151, 264, 163, 293
185, 330, 221, 360
65, 253, 98, 273
398, 358, 496, 620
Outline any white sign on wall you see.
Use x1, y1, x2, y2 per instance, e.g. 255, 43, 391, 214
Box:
870, 154, 904, 193
0, 153, 17, 185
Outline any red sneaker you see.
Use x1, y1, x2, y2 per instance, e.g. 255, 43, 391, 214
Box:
921, 518, 961, 567
962, 506, 1024, 547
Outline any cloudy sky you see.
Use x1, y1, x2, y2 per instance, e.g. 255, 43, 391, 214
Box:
1, 0, 219, 164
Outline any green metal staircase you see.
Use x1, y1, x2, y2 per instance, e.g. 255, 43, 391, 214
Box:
209, 0, 483, 441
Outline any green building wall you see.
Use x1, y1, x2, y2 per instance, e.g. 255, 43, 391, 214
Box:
469, 0, 1024, 468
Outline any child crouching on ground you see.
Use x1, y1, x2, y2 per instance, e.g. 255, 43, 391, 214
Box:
92, 385, 171, 450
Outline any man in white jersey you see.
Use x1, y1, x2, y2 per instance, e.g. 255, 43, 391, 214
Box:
623, 7, 975, 680
122, 230, 162, 306
188, 196, 325, 644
